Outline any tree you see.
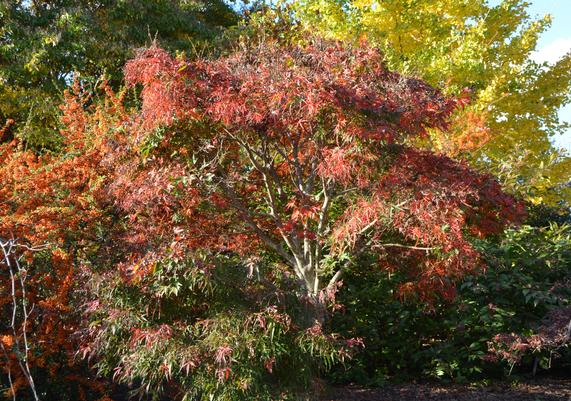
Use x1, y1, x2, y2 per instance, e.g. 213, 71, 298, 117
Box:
0, 0, 237, 149
75, 39, 524, 398
292, 0, 571, 206
112, 41, 523, 298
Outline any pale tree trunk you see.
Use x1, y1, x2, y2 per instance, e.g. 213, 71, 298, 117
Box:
1, 238, 42, 401
217, 130, 348, 323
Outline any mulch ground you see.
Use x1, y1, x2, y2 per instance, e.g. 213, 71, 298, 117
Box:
323, 379, 571, 401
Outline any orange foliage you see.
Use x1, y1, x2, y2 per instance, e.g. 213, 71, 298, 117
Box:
0, 81, 127, 398
433, 110, 491, 156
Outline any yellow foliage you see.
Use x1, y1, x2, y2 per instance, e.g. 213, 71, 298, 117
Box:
293, 0, 571, 206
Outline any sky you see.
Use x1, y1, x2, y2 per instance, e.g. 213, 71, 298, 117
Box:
523, 0, 571, 151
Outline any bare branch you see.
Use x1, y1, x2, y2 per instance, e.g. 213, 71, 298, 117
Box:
374, 243, 437, 251
1, 239, 41, 401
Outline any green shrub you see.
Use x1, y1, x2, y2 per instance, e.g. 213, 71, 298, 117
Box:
81, 252, 357, 400
329, 223, 571, 384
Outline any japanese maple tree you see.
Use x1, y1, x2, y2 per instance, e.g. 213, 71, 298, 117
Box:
108, 39, 524, 303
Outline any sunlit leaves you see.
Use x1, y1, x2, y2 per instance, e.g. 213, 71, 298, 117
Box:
293, 0, 571, 206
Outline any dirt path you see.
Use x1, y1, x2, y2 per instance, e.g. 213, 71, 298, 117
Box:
324, 379, 571, 401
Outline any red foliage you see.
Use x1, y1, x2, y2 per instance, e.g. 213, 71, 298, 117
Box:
124, 43, 462, 141
111, 40, 524, 299
332, 147, 525, 300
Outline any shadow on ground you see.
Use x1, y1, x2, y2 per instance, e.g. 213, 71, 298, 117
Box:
324, 379, 571, 401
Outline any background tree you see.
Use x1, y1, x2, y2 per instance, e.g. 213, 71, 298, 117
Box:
292, 0, 571, 207
0, 0, 237, 149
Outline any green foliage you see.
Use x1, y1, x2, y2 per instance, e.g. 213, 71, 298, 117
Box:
329, 223, 571, 383
84, 252, 352, 400
0, 0, 237, 149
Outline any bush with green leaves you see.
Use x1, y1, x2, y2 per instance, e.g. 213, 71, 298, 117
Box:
328, 222, 571, 384
81, 251, 358, 400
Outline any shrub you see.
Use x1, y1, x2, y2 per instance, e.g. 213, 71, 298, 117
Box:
81, 252, 355, 400
329, 223, 571, 383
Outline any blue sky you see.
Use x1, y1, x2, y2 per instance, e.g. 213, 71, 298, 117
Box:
523, 0, 571, 151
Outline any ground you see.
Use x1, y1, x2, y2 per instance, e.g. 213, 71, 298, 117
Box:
324, 379, 571, 401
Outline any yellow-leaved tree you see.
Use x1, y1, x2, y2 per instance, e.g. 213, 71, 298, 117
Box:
293, 0, 571, 206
